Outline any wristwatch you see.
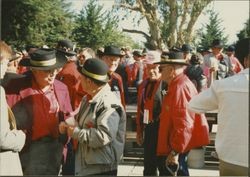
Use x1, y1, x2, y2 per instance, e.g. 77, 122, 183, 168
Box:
170, 150, 179, 156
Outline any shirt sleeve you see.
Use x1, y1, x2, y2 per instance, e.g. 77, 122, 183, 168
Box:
0, 87, 26, 152
188, 82, 219, 113
72, 108, 119, 148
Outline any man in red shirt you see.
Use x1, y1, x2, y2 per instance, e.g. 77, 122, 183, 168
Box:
56, 39, 87, 110
155, 51, 209, 176
136, 50, 167, 175
5, 49, 72, 175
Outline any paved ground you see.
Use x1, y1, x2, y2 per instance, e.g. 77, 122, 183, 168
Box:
117, 163, 219, 176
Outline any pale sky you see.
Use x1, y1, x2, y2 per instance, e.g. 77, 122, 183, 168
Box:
68, 0, 249, 44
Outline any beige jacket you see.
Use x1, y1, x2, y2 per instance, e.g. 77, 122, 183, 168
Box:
0, 86, 26, 175
73, 84, 126, 176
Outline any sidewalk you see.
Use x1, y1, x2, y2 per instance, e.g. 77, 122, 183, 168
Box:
117, 162, 219, 176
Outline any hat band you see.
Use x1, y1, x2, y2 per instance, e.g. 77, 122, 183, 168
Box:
160, 58, 187, 63
81, 67, 107, 81
30, 58, 56, 66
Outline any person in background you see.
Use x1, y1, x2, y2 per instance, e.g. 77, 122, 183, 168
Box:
181, 44, 193, 62
122, 46, 134, 66
56, 39, 86, 110
188, 38, 249, 176
202, 39, 234, 87
101, 45, 126, 108
1, 50, 24, 88
0, 40, 26, 176
59, 58, 126, 176
185, 53, 208, 92
155, 51, 209, 176
56, 39, 86, 175
116, 48, 129, 103
225, 45, 243, 74
5, 48, 72, 175
76, 47, 96, 67
126, 50, 147, 88
136, 50, 167, 176
96, 47, 104, 59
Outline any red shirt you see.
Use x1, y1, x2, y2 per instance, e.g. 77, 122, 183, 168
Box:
56, 62, 87, 110
229, 56, 243, 73
31, 79, 60, 140
157, 73, 209, 155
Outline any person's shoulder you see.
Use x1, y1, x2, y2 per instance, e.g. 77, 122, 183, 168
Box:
54, 79, 69, 90
4, 75, 31, 94
112, 72, 122, 79
102, 90, 123, 107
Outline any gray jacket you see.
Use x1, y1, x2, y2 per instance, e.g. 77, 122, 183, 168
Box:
73, 84, 126, 176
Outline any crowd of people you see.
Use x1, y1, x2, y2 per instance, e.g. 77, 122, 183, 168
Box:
0, 37, 249, 176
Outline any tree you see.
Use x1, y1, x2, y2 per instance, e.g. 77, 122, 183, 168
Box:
237, 19, 250, 41
72, 0, 138, 50
197, 10, 228, 49
1, 0, 74, 48
114, 0, 212, 49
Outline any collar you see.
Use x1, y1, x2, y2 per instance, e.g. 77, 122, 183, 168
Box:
88, 83, 111, 105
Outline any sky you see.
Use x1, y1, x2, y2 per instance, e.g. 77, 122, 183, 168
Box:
68, 0, 249, 45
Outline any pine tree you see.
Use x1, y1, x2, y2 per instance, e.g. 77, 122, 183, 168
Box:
237, 19, 250, 41
1, 0, 74, 48
72, 0, 139, 49
197, 10, 228, 49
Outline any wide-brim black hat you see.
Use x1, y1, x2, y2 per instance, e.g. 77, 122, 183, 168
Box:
19, 48, 67, 70
211, 39, 224, 48
181, 44, 192, 53
56, 39, 76, 56
78, 58, 110, 83
133, 50, 143, 57
103, 45, 125, 57
155, 51, 188, 65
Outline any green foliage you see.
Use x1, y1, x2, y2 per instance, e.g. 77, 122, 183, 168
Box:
1, 0, 74, 48
237, 19, 250, 41
197, 10, 228, 49
72, 0, 137, 50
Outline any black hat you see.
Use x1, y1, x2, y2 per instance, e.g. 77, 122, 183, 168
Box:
79, 58, 110, 83
181, 44, 192, 53
19, 48, 67, 70
211, 39, 224, 48
155, 51, 188, 65
56, 39, 76, 56
103, 46, 124, 57
225, 45, 235, 52
133, 50, 143, 57
190, 53, 203, 65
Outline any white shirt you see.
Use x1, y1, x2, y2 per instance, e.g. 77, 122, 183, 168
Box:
188, 69, 249, 167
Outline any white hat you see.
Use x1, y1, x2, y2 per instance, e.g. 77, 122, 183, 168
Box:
144, 50, 161, 64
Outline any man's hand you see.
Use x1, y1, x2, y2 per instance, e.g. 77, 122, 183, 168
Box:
59, 121, 68, 134
166, 152, 179, 166
67, 126, 75, 137
136, 132, 144, 146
